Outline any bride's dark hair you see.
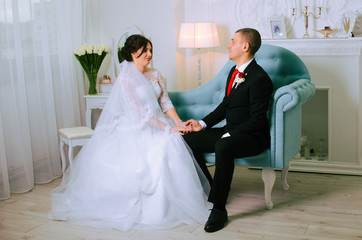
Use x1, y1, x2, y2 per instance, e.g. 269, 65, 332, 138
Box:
119, 35, 153, 62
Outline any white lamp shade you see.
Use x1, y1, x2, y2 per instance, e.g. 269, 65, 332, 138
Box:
178, 22, 220, 48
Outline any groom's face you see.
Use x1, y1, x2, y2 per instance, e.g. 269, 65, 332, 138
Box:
227, 32, 248, 62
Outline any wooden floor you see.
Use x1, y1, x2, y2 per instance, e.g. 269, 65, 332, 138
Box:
1, 166, 362, 240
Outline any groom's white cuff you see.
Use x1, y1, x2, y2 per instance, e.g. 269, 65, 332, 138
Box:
199, 120, 207, 129
222, 132, 231, 138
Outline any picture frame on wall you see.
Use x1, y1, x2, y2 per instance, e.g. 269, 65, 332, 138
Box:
269, 17, 287, 39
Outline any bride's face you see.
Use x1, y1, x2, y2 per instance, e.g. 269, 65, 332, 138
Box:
132, 42, 152, 68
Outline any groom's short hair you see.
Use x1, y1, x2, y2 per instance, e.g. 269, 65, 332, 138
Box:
236, 28, 261, 56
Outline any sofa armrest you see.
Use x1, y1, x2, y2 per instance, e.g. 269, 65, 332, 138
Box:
270, 79, 315, 168
273, 79, 315, 112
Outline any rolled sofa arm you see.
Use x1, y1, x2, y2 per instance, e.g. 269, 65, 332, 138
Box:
270, 79, 315, 168
273, 79, 315, 112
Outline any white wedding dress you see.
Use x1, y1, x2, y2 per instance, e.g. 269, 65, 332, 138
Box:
49, 61, 211, 231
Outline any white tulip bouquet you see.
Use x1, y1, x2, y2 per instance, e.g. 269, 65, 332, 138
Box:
73, 44, 109, 94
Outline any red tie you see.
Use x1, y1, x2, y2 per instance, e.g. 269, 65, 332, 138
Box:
227, 68, 239, 96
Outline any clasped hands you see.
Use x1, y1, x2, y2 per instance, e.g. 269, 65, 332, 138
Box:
170, 119, 202, 135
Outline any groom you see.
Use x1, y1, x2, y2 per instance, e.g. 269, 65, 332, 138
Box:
184, 28, 273, 233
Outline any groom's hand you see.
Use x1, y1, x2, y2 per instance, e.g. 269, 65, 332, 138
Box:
186, 119, 202, 132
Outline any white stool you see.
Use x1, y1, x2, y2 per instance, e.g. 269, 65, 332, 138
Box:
58, 127, 94, 174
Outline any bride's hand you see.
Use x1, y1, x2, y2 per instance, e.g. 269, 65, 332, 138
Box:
170, 125, 190, 135
176, 122, 192, 133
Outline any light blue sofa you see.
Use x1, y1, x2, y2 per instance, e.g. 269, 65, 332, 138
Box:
169, 44, 315, 209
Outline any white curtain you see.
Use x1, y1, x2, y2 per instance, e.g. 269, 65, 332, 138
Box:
0, 0, 85, 200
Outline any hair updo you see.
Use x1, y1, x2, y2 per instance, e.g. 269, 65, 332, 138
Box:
119, 34, 152, 62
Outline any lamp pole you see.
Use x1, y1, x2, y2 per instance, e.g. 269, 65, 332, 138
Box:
197, 48, 201, 86
178, 22, 220, 86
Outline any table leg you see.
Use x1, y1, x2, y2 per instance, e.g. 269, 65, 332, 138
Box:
86, 108, 91, 129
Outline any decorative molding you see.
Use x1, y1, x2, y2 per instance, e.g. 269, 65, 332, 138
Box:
231, 0, 295, 39
264, 38, 362, 56
230, 0, 362, 39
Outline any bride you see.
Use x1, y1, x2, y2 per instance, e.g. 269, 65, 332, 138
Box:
49, 35, 211, 231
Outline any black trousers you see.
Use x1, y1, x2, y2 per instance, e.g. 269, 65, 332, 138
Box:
183, 128, 264, 207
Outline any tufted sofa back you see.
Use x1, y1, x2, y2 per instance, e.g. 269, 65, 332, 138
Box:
169, 44, 311, 124
168, 62, 232, 124
255, 44, 310, 91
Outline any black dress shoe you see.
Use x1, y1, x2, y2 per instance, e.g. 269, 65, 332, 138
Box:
204, 208, 228, 233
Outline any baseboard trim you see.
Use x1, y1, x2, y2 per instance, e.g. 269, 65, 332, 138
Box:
289, 160, 362, 176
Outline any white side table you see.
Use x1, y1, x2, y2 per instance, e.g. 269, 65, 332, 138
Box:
84, 93, 109, 129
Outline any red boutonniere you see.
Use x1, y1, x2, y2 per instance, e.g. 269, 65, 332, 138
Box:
235, 72, 247, 88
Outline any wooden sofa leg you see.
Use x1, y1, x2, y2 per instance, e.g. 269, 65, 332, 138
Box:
281, 162, 290, 191
262, 167, 275, 210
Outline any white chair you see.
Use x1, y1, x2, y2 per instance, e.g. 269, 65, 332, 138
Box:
58, 127, 94, 173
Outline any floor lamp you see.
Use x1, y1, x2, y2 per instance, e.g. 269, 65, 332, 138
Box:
178, 22, 220, 86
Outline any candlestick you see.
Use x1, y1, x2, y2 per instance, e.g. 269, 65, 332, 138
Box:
292, 5, 322, 38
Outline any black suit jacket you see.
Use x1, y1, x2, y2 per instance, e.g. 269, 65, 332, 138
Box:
202, 59, 273, 149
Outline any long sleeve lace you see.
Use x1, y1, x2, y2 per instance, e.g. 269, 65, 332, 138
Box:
147, 70, 174, 112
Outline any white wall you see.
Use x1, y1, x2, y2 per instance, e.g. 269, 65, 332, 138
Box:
87, 0, 179, 90
176, 0, 233, 90
88, 0, 362, 91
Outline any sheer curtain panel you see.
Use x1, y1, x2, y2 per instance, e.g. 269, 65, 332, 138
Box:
0, 0, 84, 200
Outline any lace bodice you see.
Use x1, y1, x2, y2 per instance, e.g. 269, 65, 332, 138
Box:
145, 69, 174, 112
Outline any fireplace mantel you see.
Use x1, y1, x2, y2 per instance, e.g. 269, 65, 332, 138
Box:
264, 38, 362, 56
